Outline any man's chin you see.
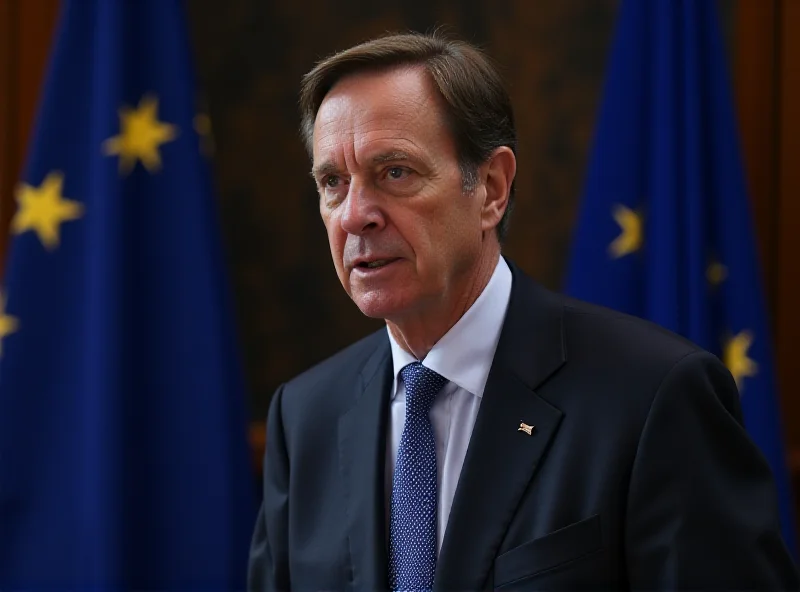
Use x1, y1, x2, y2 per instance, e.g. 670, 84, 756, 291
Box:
350, 290, 409, 321
353, 301, 399, 320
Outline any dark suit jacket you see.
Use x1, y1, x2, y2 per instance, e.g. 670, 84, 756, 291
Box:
248, 260, 799, 590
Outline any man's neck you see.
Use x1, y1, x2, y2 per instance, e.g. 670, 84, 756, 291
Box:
386, 247, 501, 360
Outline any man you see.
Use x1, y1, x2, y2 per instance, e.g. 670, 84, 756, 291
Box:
248, 32, 799, 590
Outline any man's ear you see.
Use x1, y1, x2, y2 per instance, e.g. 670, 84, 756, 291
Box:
479, 146, 516, 233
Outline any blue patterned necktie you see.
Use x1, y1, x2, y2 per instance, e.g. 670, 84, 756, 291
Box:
389, 362, 448, 592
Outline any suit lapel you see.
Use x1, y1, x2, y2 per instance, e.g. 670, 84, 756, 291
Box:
434, 263, 567, 591
337, 337, 392, 591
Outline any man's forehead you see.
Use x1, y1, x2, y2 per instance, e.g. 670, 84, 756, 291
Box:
312, 69, 445, 164
319, 100, 421, 133
315, 68, 437, 128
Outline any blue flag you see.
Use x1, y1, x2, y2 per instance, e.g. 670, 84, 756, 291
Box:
0, 1, 256, 588
565, 0, 797, 556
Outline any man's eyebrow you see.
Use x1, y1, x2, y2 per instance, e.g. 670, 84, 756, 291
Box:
310, 162, 338, 179
371, 151, 411, 165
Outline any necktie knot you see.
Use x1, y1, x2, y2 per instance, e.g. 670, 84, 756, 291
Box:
400, 362, 447, 415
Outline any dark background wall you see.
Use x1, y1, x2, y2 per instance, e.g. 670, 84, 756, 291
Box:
182, 0, 735, 420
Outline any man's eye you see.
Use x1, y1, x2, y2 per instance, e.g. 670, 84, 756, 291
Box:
387, 167, 408, 180
324, 175, 340, 188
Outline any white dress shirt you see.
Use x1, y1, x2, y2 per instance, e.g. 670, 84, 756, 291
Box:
386, 256, 513, 553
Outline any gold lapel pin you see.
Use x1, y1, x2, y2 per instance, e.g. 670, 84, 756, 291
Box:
518, 422, 535, 436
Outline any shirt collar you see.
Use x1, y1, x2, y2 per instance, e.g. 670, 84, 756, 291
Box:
387, 256, 513, 399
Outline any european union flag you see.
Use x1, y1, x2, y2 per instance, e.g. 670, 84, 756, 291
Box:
566, 0, 797, 556
0, 1, 256, 588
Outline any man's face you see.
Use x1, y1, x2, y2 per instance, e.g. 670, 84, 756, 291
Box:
312, 66, 488, 322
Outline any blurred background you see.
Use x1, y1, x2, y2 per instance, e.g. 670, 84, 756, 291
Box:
1, 0, 798, 573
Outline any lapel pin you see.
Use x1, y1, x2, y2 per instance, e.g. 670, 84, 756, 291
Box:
518, 422, 535, 436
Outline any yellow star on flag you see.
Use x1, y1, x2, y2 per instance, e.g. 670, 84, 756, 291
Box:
12, 171, 84, 250
0, 291, 19, 357
609, 204, 643, 258
103, 94, 178, 175
723, 330, 758, 391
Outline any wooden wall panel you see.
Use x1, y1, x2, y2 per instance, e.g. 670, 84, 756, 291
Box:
735, 0, 779, 316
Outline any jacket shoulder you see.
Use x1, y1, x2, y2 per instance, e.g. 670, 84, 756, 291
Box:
554, 293, 722, 416
562, 296, 702, 357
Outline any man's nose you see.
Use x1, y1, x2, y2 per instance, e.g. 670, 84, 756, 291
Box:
339, 181, 385, 235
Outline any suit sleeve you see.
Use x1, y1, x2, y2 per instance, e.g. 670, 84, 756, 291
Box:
248, 384, 291, 592
625, 350, 800, 590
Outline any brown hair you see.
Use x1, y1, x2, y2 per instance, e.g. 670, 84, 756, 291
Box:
299, 31, 517, 242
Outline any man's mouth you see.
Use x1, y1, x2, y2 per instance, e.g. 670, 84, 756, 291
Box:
355, 258, 399, 270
